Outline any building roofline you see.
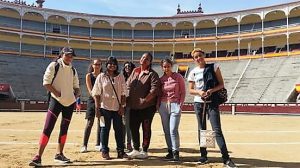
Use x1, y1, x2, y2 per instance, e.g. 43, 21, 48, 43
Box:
0, 0, 299, 20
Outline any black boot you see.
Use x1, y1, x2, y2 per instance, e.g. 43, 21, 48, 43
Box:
172, 150, 180, 162
164, 149, 173, 160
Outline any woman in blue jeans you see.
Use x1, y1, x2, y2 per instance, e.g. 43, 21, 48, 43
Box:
187, 48, 237, 168
122, 61, 136, 151
92, 56, 127, 160
157, 58, 186, 162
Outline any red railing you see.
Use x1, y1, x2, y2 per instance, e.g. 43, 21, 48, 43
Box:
1, 100, 300, 115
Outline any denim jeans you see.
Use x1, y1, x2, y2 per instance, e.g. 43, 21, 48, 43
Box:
123, 106, 132, 145
100, 108, 124, 153
194, 102, 230, 161
159, 102, 181, 151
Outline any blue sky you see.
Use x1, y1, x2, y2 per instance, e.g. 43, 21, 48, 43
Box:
24, 0, 295, 17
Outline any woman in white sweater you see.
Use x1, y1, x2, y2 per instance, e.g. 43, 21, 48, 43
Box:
29, 47, 80, 166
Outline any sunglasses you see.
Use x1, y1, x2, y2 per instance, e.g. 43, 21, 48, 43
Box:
107, 62, 117, 65
93, 63, 101, 66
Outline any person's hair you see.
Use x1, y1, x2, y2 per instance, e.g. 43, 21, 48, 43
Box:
191, 48, 205, 58
105, 56, 119, 75
122, 61, 136, 81
88, 58, 102, 73
143, 52, 153, 69
160, 58, 173, 67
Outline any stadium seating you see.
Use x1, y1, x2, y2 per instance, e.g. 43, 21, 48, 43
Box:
1, 0, 300, 104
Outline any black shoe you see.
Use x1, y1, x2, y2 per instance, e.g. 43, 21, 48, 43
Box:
171, 150, 180, 162
29, 155, 41, 166
197, 156, 208, 164
164, 149, 173, 160
117, 151, 128, 159
102, 151, 111, 160
224, 159, 237, 168
54, 153, 71, 163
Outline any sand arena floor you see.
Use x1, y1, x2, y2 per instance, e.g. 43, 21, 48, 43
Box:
0, 112, 300, 168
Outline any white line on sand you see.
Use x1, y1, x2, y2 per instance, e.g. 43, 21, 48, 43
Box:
1, 141, 300, 145
0, 129, 299, 133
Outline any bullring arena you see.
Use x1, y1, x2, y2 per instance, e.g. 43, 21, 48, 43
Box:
1, 0, 300, 167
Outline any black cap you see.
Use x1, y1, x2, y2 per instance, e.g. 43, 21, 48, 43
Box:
61, 47, 76, 56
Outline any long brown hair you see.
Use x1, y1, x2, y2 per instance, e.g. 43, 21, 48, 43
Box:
122, 61, 136, 81
88, 58, 102, 73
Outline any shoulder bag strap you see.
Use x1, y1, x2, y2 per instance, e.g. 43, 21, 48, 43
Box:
107, 75, 121, 105
201, 100, 207, 129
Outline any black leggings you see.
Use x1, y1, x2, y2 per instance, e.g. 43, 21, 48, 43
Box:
129, 106, 156, 152
39, 97, 75, 146
83, 117, 101, 146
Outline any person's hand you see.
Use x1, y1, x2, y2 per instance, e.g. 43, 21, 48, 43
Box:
74, 89, 81, 98
206, 89, 213, 96
198, 90, 206, 97
54, 90, 61, 97
139, 98, 146, 105
118, 106, 125, 116
95, 108, 101, 118
179, 103, 183, 109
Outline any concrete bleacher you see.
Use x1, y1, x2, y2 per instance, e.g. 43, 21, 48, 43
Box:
1, 53, 300, 104
217, 59, 249, 101
0, 54, 90, 101
259, 56, 300, 102
179, 56, 300, 103
0, 54, 50, 100
229, 57, 287, 103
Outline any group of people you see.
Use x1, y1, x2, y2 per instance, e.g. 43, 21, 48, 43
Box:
29, 47, 237, 168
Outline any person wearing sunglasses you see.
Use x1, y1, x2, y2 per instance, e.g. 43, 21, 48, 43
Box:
122, 61, 136, 152
92, 56, 127, 160
80, 58, 102, 153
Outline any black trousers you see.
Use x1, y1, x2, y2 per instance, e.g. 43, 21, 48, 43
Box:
129, 106, 156, 152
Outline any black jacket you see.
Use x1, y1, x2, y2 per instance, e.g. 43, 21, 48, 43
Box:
203, 63, 219, 105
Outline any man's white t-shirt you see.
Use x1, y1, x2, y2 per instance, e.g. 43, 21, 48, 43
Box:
187, 64, 219, 103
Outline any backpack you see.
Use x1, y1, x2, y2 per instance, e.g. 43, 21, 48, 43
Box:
47, 61, 76, 102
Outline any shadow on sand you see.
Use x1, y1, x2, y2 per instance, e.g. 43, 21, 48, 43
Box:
36, 148, 300, 167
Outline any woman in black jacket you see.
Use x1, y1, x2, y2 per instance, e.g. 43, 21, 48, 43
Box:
187, 48, 237, 168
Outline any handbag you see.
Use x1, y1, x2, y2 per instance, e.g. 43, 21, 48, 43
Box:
216, 88, 228, 104
199, 100, 216, 148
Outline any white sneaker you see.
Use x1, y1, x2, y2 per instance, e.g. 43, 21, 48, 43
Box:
80, 146, 87, 153
127, 149, 140, 159
95, 144, 102, 151
137, 151, 148, 159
